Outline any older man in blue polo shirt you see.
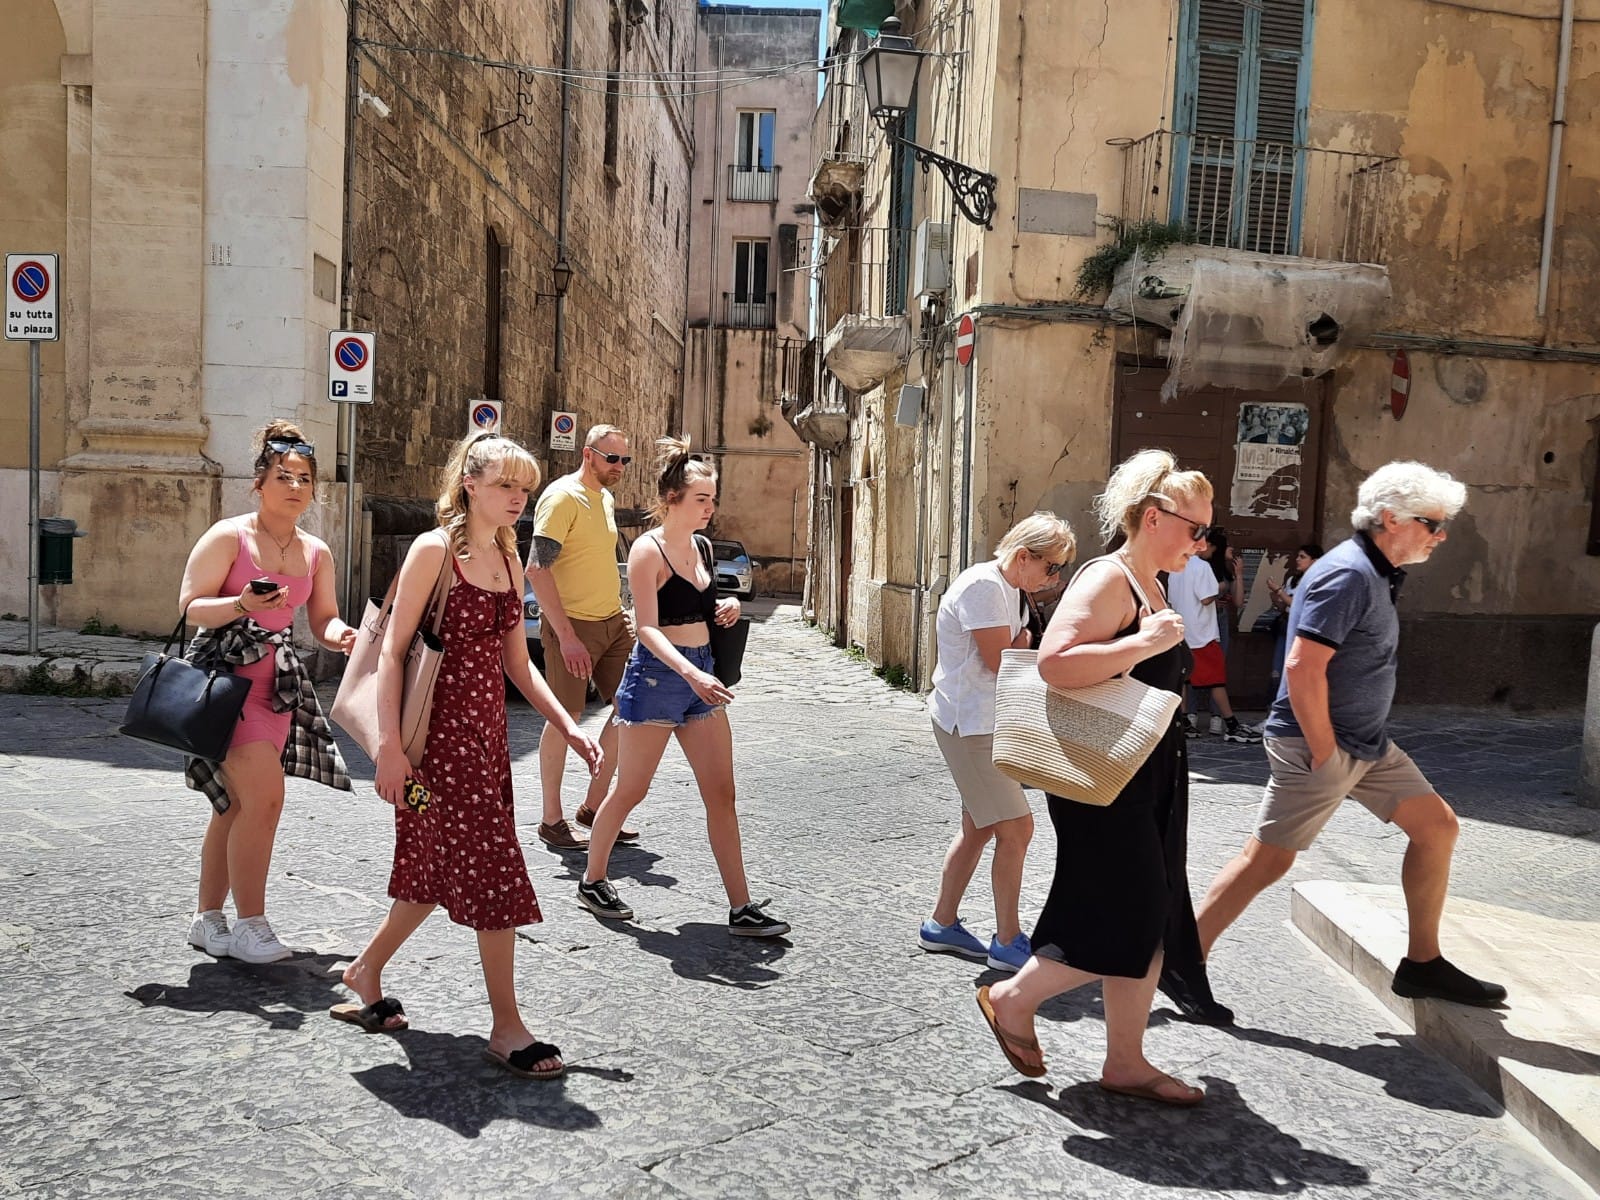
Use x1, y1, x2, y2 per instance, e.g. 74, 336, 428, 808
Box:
1165, 461, 1505, 1019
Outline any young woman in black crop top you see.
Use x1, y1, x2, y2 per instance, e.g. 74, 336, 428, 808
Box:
576, 436, 789, 939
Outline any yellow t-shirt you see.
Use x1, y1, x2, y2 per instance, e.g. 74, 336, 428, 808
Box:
530, 474, 622, 620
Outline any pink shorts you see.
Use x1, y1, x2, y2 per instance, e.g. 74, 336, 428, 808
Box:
1189, 640, 1227, 688
228, 657, 290, 755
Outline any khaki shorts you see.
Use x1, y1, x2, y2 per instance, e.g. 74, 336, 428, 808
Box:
932, 721, 1032, 829
1256, 736, 1435, 852
541, 612, 633, 714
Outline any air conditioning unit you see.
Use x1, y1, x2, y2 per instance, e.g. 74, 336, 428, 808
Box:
912, 219, 951, 300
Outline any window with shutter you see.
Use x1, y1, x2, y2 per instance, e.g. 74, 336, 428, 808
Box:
1174, 0, 1312, 254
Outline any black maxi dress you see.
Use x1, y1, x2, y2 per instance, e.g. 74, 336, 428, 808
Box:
1030, 579, 1205, 979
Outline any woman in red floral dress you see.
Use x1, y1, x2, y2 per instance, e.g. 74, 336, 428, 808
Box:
334, 433, 601, 1080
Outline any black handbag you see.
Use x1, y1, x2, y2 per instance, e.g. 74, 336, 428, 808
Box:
695, 535, 751, 686
120, 617, 253, 761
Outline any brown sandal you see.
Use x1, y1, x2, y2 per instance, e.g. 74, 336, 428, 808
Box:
977, 985, 1046, 1078
575, 804, 639, 843
537, 820, 588, 851
1099, 1071, 1205, 1107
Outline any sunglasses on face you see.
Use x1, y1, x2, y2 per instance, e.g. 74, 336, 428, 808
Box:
1153, 504, 1212, 543
1027, 549, 1067, 577
587, 448, 632, 465
266, 438, 315, 457
1412, 515, 1449, 535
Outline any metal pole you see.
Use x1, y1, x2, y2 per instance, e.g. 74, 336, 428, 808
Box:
555, 0, 573, 375
339, 0, 360, 620
27, 339, 40, 656
343, 401, 358, 616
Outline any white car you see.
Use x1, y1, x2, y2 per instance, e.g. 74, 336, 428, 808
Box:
712, 540, 754, 598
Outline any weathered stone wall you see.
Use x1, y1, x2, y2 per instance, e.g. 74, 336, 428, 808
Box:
350, 0, 695, 516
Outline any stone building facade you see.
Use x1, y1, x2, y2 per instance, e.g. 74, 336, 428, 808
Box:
796, 0, 1600, 708
682, 4, 819, 595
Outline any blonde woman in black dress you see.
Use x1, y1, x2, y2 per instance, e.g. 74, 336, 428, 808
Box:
977, 449, 1215, 1107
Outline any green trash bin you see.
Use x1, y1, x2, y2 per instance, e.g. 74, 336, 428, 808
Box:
39, 517, 86, 585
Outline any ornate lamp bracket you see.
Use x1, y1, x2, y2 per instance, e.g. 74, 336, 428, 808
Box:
900, 138, 999, 229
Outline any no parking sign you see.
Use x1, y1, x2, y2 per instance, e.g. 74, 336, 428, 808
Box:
327, 331, 376, 402
550, 410, 577, 452
469, 399, 503, 435
6, 254, 59, 341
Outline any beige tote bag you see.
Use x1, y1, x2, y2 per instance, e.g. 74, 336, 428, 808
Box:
991, 557, 1183, 806
331, 538, 454, 768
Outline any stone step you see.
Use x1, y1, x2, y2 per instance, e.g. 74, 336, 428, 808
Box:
1292, 880, 1600, 1197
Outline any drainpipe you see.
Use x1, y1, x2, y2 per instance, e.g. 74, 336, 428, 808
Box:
1535, 0, 1574, 322
556, 0, 574, 374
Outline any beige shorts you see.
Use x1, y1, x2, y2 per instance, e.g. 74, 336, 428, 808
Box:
1256, 736, 1435, 852
541, 612, 633, 714
932, 721, 1031, 829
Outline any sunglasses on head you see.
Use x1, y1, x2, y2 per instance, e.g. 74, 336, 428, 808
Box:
266, 438, 315, 457
587, 448, 632, 465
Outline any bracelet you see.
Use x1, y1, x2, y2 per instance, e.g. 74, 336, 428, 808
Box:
233, 597, 246, 616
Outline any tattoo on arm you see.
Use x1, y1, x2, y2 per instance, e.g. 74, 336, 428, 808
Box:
530, 536, 563, 569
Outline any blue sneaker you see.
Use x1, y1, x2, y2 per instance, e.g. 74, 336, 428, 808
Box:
918, 917, 987, 961
987, 932, 1031, 974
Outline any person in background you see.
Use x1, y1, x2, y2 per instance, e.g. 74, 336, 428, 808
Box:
977, 450, 1219, 1105
577, 437, 789, 938
177, 421, 356, 964
338, 433, 602, 1078
1184, 461, 1506, 1012
1268, 543, 1324, 684
525, 424, 637, 851
1168, 537, 1260, 744
919, 513, 1077, 974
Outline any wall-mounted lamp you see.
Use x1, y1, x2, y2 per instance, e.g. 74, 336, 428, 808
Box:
536, 257, 574, 304
859, 18, 998, 228
624, 0, 649, 27
357, 88, 391, 119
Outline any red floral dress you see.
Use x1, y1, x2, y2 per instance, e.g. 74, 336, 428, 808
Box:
387, 555, 542, 930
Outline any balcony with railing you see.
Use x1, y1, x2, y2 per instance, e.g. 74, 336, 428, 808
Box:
723, 291, 776, 329
812, 226, 913, 393
809, 53, 869, 227
728, 163, 780, 203
1119, 130, 1399, 265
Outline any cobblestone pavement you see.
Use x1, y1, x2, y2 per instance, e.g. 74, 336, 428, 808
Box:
0, 602, 1594, 1198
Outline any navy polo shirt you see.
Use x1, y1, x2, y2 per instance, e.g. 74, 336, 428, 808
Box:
1263, 532, 1407, 760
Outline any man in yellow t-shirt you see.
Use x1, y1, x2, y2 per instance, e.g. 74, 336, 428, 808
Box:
526, 424, 637, 850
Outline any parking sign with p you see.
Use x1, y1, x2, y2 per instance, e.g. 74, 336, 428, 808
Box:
328, 331, 376, 403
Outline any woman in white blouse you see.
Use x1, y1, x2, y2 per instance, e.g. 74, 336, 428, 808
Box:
920, 513, 1077, 973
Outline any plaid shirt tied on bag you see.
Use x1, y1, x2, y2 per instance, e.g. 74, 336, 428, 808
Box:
183, 619, 352, 813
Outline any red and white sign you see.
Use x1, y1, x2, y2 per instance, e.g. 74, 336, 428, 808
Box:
1389, 349, 1410, 420
955, 312, 976, 367
328, 330, 376, 403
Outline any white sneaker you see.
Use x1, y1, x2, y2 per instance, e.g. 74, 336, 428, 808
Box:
1209, 715, 1226, 736
187, 909, 232, 957
229, 915, 292, 963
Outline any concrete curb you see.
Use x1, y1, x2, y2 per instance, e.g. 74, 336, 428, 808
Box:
1292, 880, 1600, 1197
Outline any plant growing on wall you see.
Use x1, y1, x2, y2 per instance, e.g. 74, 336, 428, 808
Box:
1074, 218, 1194, 299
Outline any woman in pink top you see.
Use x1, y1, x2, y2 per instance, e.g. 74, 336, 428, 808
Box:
178, 421, 357, 963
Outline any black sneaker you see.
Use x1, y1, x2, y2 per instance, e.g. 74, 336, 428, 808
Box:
728, 899, 790, 939
577, 878, 633, 921
1222, 720, 1262, 744
1392, 956, 1507, 1007
1158, 962, 1236, 1026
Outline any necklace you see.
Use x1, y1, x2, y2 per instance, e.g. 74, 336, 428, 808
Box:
258, 520, 296, 562
469, 540, 505, 587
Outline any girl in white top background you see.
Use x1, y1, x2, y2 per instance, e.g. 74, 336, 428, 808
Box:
920, 513, 1076, 973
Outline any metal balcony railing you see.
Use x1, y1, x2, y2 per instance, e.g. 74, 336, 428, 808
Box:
1119, 131, 1400, 265
812, 53, 869, 169
722, 291, 776, 329
728, 163, 780, 203
811, 226, 915, 323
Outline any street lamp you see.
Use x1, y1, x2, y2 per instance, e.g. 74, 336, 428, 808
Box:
858, 18, 999, 228
537, 257, 574, 304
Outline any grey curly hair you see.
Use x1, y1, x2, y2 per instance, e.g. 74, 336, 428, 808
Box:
1350, 461, 1466, 531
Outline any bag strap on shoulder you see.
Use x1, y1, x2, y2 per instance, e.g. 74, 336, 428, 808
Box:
1071, 554, 1163, 613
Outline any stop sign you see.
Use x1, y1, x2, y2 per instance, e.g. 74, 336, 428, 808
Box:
955, 313, 975, 366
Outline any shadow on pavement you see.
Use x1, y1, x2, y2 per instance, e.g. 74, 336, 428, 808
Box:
1006, 1075, 1371, 1191
587, 919, 790, 989
1225, 1024, 1506, 1115
544, 843, 680, 889
349, 1027, 617, 1136
126, 952, 352, 1030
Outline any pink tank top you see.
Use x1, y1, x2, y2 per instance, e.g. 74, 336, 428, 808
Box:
221, 519, 317, 631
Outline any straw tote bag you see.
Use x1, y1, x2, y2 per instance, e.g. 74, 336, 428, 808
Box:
331, 538, 453, 767
991, 557, 1183, 806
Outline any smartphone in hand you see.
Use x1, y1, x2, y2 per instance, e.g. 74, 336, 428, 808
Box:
249, 578, 279, 595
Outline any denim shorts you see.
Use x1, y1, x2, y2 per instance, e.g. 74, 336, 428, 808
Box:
613, 642, 722, 727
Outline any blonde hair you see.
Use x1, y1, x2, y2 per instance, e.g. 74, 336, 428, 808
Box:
649, 434, 717, 523
251, 419, 317, 489
436, 432, 541, 562
1093, 449, 1213, 543
585, 423, 627, 449
995, 511, 1077, 570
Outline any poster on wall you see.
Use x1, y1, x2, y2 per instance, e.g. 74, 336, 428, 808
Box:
1231, 401, 1309, 520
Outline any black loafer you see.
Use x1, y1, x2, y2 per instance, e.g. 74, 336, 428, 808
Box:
1392, 956, 1508, 1007
1158, 963, 1236, 1026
